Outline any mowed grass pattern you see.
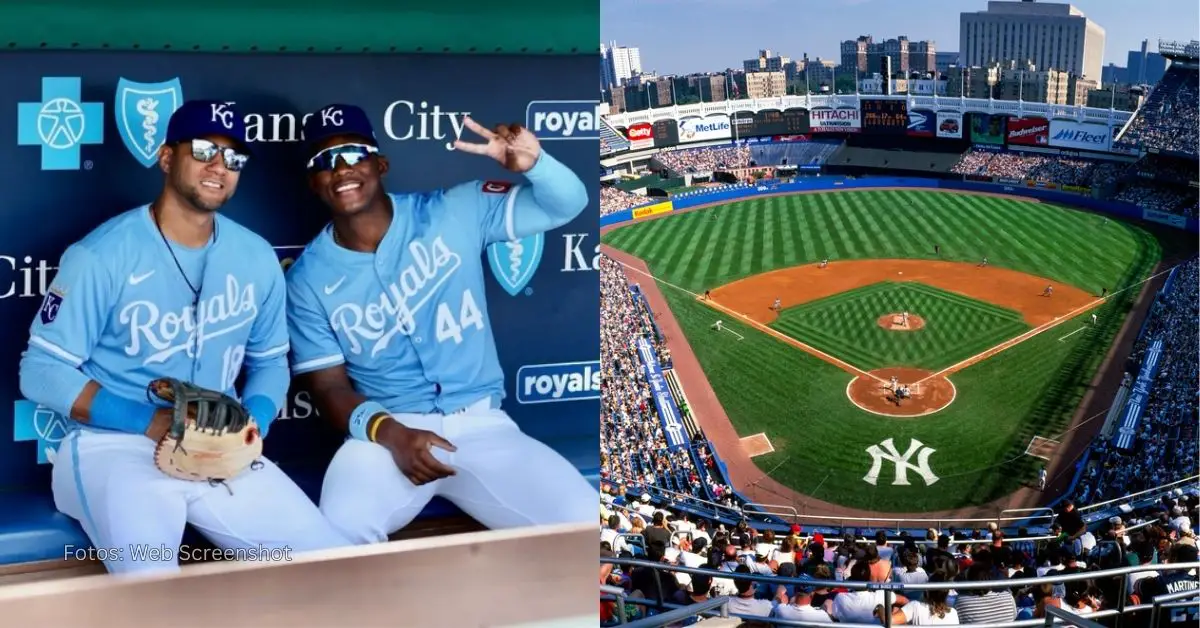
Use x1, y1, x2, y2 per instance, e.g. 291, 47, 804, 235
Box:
603, 190, 1163, 511
774, 282, 1029, 371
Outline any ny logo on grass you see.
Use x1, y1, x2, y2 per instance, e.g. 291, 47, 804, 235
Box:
863, 438, 939, 486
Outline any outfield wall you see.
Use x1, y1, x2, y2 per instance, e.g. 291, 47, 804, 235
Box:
601, 176, 1200, 233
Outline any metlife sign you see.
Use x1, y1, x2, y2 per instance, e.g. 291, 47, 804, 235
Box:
677, 114, 732, 143
1048, 119, 1112, 152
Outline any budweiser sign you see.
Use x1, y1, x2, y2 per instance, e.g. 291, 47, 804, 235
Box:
1006, 118, 1049, 146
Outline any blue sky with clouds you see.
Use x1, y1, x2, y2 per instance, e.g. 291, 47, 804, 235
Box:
601, 0, 1199, 75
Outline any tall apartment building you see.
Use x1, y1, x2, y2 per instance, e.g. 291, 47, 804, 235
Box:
745, 71, 787, 99
945, 65, 1000, 99
840, 35, 937, 76
601, 41, 642, 90
960, 1, 1105, 79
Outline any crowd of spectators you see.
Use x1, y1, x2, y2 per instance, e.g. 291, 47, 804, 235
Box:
1114, 66, 1199, 157
1113, 183, 1199, 218
1070, 259, 1199, 507
951, 150, 1118, 188
658, 145, 752, 175
601, 488, 1199, 626
600, 255, 706, 500
601, 186, 648, 216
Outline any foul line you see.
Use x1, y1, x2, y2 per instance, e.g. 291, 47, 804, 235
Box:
912, 264, 1179, 387
614, 260, 885, 384
1058, 326, 1088, 342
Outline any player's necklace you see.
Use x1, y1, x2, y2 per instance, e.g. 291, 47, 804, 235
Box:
151, 204, 207, 308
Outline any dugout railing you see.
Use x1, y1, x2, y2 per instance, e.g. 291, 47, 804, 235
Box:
599, 558, 1200, 628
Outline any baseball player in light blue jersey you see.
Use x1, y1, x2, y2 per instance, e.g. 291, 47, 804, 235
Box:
17, 101, 348, 575
286, 104, 597, 542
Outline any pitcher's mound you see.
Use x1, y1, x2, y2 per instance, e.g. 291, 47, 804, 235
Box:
877, 312, 925, 331
847, 367, 956, 417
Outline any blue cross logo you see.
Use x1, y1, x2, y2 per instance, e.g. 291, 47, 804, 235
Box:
18, 77, 104, 170
12, 399, 71, 464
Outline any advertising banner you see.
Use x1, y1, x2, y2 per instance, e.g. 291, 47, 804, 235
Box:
969, 113, 1006, 145
906, 109, 936, 137
636, 337, 686, 448
677, 114, 732, 143
810, 107, 861, 133
1, 51, 599, 485
1113, 338, 1163, 450
631, 200, 673, 220
860, 98, 908, 134
625, 122, 655, 150
1143, 208, 1189, 228
652, 118, 679, 147
1006, 117, 1050, 146
935, 111, 962, 138
1048, 119, 1112, 152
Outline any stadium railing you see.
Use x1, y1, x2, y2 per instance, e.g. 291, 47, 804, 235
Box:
600, 557, 1200, 628
1078, 476, 1198, 519
742, 501, 1057, 535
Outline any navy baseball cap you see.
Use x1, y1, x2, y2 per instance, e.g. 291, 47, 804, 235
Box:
302, 104, 377, 152
165, 100, 251, 152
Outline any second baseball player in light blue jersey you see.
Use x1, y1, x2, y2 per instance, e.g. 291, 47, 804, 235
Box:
286, 105, 597, 541
287, 151, 571, 414
18, 101, 347, 575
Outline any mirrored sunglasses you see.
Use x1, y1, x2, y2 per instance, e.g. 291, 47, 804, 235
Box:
307, 143, 379, 172
189, 138, 250, 172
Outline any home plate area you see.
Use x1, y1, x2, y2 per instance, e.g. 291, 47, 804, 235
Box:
1025, 435, 1061, 461
741, 433, 775, 457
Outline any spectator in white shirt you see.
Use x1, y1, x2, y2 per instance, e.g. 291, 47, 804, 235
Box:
726, 564, 778, 618
832, 560, 909, 623
773, 584, 834, 623
876, 573, 959, 625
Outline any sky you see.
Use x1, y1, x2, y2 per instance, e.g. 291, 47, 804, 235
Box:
600, 0, 1200, 76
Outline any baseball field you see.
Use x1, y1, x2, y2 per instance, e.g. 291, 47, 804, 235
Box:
602, 189, 1167, 513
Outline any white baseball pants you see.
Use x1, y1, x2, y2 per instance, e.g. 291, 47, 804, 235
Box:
319, 399, 598, 543
52, 429, 350, 576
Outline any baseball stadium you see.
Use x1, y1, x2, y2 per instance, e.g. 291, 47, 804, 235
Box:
599, 38, 1198, 627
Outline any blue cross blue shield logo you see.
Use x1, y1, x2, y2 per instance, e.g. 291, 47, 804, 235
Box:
487, 233, 545, 296
116, 78, 183, 168
13, 400, 71, 465
17, 77, 105, 170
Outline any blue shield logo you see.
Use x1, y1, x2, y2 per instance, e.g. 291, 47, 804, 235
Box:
39, 290, 63, 324
116, 78, 183, 167
13, 400, 71, 465
486, 233, 544, 296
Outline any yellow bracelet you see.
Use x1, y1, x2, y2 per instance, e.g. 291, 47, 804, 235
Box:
367, 414, 387, 442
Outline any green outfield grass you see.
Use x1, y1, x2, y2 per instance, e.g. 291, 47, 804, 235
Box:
603, 190, 1164, 512
773, 281, 1030, 371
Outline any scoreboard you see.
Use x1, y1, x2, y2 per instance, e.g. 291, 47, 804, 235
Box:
732, 109, 810, 136
861, 99, 908, 133
652, 119, 679, 147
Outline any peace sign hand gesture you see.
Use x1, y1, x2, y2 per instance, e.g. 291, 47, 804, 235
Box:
452, 116, 542, 173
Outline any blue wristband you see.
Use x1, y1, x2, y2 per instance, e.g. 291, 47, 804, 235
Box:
90, 388, 158, 435
243, 395, 278, 438
348, 400, 388, 441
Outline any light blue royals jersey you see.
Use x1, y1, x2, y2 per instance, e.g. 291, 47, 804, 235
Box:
286, 150, 587, 414
27, 206, 290, 403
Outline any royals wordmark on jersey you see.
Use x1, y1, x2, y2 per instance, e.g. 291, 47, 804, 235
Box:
26, 207, 291, 404
285, 150, 587, 415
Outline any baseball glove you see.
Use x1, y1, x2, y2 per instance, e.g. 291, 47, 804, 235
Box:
147, 378, 263, 483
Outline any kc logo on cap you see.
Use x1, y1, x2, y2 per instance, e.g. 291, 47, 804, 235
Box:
303, 103, 377, 147
210, 103, 236, 130
319, 106, 344, 127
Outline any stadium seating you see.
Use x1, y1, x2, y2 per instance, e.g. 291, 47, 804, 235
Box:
1114, 64, 1200, 158
746, 140, 842, 168
657, 145, 752, 175
600, 117, 630, 156
1069, 259, 1199, 506
601, 186, 648, 216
